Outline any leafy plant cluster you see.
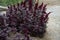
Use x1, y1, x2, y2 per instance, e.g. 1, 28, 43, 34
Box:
0, 0, 50, 40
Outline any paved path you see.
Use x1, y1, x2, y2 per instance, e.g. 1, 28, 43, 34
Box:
39, 0, 60, 6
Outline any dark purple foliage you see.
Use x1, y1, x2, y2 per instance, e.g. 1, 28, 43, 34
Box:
0, 0, 50, 40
